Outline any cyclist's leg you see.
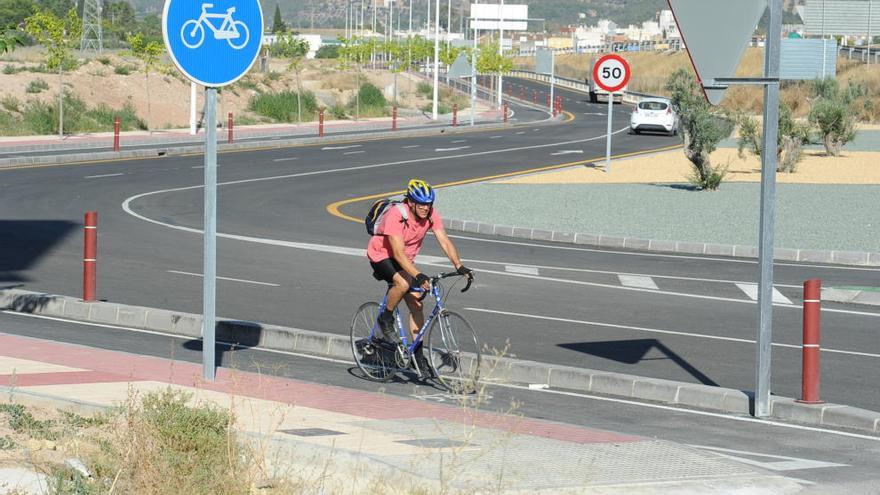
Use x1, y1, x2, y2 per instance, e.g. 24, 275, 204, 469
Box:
370, 259, 409, 342
402, 291, 425, 342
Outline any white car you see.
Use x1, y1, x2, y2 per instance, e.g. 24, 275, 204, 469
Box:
630, 98, 679, 136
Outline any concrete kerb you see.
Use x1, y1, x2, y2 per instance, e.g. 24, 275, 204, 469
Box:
0, 114, 561, 170
2, 288, 878, 435
441, 219, 880, 269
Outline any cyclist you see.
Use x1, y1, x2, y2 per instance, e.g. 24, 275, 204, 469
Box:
366, 179, 474, 373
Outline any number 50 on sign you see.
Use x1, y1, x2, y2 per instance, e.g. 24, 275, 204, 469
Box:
593, 54, 631, 173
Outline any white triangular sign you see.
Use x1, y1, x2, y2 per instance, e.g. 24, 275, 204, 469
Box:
668, 0, 767, 105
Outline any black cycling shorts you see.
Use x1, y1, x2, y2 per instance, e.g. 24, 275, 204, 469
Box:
370, 258, 404, 284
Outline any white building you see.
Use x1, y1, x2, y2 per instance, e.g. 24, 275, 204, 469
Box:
262, 33, 323, 59
658, 9, 680, 39
596, 19, 618, 35
573, 26, 605, 50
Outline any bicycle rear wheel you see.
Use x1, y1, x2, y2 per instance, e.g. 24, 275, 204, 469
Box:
427, 310, 480, 393
350, 302, 396, 382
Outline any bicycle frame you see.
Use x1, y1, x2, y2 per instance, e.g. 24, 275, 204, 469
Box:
374, 283, 444, 354
195, 6, 238, 37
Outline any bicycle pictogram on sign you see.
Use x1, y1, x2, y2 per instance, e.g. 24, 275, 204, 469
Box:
181, 3, 250, 50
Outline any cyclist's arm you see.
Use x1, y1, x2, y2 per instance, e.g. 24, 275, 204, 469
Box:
432, 226, 464, 270
387, 234, 420, 278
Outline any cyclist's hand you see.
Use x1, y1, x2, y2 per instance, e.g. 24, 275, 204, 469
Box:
414, 273, 431, 291
456, 265, 474, 280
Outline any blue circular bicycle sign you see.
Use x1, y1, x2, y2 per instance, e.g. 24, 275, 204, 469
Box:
162, 0, 263, 87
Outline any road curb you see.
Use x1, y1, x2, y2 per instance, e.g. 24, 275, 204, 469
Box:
0, 116, 561, 170
3, 288, 878, 435
442, 218, 880, 268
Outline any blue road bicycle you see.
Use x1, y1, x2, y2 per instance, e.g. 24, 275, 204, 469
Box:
350, 272, 480, 393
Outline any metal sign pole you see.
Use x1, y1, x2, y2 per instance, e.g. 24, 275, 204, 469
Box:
755, 0, 783, 418
605, 91, 613, 172
202, 87, 217, 382
471, 18, 477, 126
549, 50, 555, 115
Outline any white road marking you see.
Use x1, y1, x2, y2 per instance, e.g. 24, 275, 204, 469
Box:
584, 112, 605, 116
321, 145, 362, 150
464, 307, 880, 358
343, 150, 365, 155
688, 445, 849, 471
489, 135, 503, 139
166, 270, 280, 287
402, 145, 420, 148
435, 146, 471, 152
450, 140, 467, 143
532, 129, 540, 132
504, 265, 540, 276
550, 150, 583, 156
273, 157, 299, 162
736, 283, 793, 304
84, 173, 124, 179
449, 234, 880, 274
618, 275, 658, 290
515, 131, 526, 135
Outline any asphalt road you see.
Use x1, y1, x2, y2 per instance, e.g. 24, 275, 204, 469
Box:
2, 76, 879, 414
1, 310, 877, 494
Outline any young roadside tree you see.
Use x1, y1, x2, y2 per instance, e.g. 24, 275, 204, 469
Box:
665, 68, 731, 190
271, 31, 309, 123
476, 41, 512, 106
808, 77, 859, 157
0, 26, 23, 54
738, 104, 811, 173
127, 32, 164, 132
25, 8, 82, 139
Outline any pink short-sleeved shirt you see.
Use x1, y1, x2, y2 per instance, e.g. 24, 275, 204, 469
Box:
367, 204, 442, 263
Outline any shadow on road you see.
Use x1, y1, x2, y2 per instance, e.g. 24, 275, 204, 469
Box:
0, 220, 79, 283
558, 338, 719, 386
182, 320, 263, 369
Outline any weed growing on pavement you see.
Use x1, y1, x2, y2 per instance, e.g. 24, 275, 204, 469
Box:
0, 403, 57, 440
0, 435, 15, 450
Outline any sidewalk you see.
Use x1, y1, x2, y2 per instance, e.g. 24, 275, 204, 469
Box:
0, 332, 801, 494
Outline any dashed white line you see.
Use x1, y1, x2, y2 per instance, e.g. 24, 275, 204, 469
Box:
84, 173, 124, 179
321, 145, 362, 150
504, 265, 540, 276
489, 135, 503, 139
343, 150, 365, 155
435, 146, 471, 152
450, 139, 467, 143
402, 145, 420, 148
167, 270, 280, 287
736, 283, 793, 305
273, 157, 299, 162
515, 131, 526, 135
618, 275, 658, 290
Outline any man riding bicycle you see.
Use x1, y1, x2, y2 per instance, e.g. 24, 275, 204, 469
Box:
366, 179, 474, 372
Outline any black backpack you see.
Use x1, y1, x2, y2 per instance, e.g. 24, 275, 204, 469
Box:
365, 199, 409, 236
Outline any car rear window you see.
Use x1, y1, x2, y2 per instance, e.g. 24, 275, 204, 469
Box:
638, 101, 668, 111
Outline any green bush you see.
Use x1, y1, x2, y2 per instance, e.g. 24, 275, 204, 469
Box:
330, 103, 347, 119
422, 102, 451, 114
265, 70, 282, 82
114, 65, 133, 75
808, 77, 859, 157
315, 44, 339, 59
237, 77, 260, 91
417, 81, 432, 97
350, 82, 388, 116
0, 93, 147, 136
248, 90, 318, 122
2, 65, 15, 74
25, 78, 49, 93
96, 56, 111, 65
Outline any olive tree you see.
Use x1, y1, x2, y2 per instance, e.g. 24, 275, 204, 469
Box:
25, 8, 82, 138
665, 68, 731, 190
808, 78, 859, 157
738, 104, 811, 173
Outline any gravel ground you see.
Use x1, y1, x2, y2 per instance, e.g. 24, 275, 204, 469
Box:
435, 182, 880, 252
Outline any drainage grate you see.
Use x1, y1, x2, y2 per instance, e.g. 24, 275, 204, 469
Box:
396, 438, 472, 449
280, 428, 346, 437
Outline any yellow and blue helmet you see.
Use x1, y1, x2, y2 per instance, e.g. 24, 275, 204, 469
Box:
406, 179, 435, 204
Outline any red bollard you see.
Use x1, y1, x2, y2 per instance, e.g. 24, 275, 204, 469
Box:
83, 211, 97, 302
547, 94, 551, 107
227, 112, 233, 144
392, 106, 398, 131
113, 116, 120, 152
507, 86, 512, 97
503, 102, 509, 123
533, 89, 537, 104
798, 279, 824, 404
519, 87, 524, 99
318, 109, 324, 137
452, 104, 458, 127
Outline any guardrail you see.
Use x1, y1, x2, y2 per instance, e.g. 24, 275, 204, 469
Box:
839, 45, 880, 64
507, 69, 665, 105
516, 39, 683, 57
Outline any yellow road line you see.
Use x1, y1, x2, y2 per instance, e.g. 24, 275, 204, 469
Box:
325, 143, 683, 223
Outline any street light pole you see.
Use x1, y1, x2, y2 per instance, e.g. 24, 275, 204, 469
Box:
497, 0, 504, 108
432, 0, 440, 119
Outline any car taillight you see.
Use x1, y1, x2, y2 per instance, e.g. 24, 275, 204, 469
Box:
666, 107, 671, 114
634, 106, 638, 113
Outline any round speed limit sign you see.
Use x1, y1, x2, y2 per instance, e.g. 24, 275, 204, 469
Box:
593, 54, 631, 93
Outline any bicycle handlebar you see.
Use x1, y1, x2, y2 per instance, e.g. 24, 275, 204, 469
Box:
413, 272, 473, 302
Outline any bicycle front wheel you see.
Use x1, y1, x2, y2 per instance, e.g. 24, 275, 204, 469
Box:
427, 310, 480, 393
181, 20, 204, 49
350, 302, 396, 382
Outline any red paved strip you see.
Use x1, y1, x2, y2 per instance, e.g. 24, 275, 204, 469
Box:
0, 370, 133, 387
0, 333, 638, 444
